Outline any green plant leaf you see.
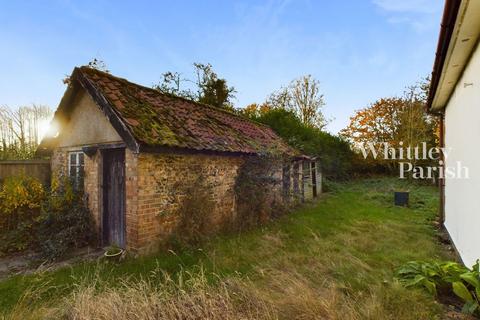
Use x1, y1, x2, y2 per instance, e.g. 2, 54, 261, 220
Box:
404, 275, 426, 288
453, 281, 474, 302
475, 286, 480, 300
422, 279, 437, 295
472, 260, 480, 273
460, 272, 480, 288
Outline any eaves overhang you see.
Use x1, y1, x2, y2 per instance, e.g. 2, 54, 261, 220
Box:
428, 0, 480, 112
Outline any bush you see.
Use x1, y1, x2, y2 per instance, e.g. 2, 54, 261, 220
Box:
0, 175, 46, 254
35, 189, 95, 261
0, 175, 95, 260
253, 109, 355, 180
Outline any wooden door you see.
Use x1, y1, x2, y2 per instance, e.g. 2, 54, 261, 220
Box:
102, 148, 126, 248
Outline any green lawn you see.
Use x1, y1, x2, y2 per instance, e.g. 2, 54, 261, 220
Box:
0, 178, 454, 319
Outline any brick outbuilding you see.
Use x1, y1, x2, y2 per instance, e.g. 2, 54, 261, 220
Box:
38, 67, 322, 252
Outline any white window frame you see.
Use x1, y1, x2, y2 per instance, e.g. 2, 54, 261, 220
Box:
68, 151, 85, 188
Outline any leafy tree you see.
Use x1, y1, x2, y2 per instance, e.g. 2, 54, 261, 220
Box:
398, 79, 438, 151
267, 75, 328, 129
251, 108, 354, 179
340, 97, 403, 148
239, 103, 272, 119
154, 63, 236, 110
340, 78, 438, 171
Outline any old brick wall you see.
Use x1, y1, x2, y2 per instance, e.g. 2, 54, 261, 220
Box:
125, 149, 139, 250
50, 147, 102, 230
83, 150, 101, 227
49, 146, 317, 253
134, 152, 244, 252
51, 148, 67, 178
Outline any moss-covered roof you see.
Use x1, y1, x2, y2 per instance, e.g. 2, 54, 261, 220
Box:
74, 66, 295, 155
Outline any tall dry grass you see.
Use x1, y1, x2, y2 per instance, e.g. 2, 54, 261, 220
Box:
6, 265, 362, 320
62, 268, 277, 320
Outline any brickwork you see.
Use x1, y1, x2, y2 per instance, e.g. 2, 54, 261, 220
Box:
133, 153, 244, 252
51, 146, 102, 231
125, 149, 139, 250
83, 150, 101, 227
50, 146, 322, 253
51, 148, 67, 178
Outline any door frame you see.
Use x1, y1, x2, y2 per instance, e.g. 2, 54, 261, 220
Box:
101, 147, 126, 248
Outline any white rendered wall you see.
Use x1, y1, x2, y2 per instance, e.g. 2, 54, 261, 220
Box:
444, 41, 480, 267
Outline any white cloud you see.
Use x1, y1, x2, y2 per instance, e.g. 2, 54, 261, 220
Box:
372, 0, 443, 32
372, 0, 441, 14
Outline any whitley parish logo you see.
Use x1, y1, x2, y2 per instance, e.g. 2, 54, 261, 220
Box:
359, 142, 468, 179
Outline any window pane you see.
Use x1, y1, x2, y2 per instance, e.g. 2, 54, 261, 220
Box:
67, 152, 85, 191
70, 153, 77, 166
69, 166, 76, 177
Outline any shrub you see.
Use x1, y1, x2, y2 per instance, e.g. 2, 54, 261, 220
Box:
397, 260, 480, 315
0, 174, 46, 254
0, 174, 95, 260
35, 189, 95, 261
253, 109, 355, 180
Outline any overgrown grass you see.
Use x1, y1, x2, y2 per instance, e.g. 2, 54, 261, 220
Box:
0, 177, 454, 319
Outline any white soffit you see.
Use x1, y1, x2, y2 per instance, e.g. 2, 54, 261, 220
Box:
432, 0, 480, 111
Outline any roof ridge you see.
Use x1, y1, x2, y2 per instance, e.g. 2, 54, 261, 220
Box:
78, 66, 272, 129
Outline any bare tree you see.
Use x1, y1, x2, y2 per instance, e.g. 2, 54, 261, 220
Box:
268, 75, 328, 129
0, 105, 52, 160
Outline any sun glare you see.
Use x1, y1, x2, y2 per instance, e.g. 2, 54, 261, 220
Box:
38, 119, 52, 140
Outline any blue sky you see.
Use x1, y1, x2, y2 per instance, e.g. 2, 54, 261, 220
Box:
0, 0, 443, 133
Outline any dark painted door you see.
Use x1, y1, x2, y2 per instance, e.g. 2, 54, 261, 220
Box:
103, 148, 126, 248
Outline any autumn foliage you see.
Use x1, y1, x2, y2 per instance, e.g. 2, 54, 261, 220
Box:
340, 79, 438, 171
340, 97, 404, 148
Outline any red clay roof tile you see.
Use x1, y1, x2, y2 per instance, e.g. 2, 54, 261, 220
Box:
78, 66, 296, 156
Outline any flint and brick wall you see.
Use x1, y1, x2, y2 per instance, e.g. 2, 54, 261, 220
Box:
84, 150, 101, 227
51, 149, 67, 178
51, 147, 102, 229
51, 146, 322, 253
125, 149, 139, 250
133, 152, 244, 252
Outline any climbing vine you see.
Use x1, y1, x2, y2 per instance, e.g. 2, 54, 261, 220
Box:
234, 155, 289, 231
174, 174, 216, 246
